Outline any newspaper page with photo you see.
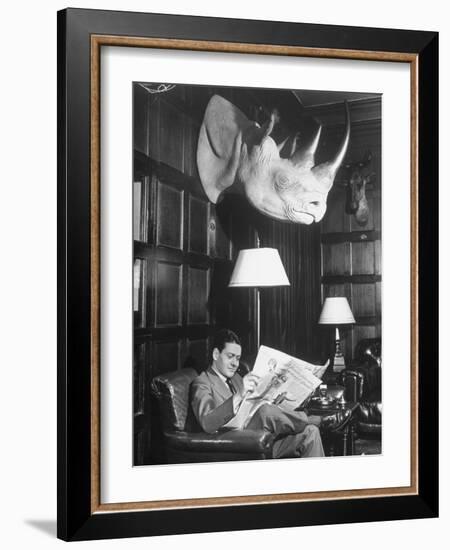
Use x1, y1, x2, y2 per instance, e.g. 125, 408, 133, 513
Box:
224, 346, 328, 430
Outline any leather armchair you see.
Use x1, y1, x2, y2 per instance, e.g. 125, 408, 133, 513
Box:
340, 338, 382, 437
150, 367, 274, 464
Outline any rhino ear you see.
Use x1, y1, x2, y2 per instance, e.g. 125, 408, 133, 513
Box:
197, 95, 252, 203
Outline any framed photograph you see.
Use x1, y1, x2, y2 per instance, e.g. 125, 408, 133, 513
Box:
57, 8, 438, 541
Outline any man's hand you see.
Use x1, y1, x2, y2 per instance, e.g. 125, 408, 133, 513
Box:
231, 372, 260, 414
240, 372, 260, 397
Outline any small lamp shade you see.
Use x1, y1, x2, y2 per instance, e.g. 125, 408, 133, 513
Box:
228, 248, 290, 287
318, 297, 355, 325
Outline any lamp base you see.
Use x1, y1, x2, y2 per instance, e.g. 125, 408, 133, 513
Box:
333, 354, 346, 373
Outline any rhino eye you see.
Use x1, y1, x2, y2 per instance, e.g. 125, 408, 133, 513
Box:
275, 173, 290, 190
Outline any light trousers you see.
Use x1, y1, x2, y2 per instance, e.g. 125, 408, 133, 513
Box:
246, 403, 325, 458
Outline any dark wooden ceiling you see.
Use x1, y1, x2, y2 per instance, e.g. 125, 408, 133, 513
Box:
138, 81, 381, 156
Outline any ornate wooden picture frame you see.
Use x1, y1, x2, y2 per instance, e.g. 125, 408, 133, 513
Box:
57, 8, 438, 541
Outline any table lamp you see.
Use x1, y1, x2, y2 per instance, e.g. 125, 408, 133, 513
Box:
228, 248, 290, 350
318, 297, 355, 372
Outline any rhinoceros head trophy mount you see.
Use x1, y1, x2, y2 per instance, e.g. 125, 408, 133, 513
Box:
196, 95, 350, 225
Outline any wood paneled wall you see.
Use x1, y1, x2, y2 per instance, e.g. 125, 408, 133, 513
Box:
318, 100, 382, 361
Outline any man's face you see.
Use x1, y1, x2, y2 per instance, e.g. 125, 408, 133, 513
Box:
212, 342, 241, 379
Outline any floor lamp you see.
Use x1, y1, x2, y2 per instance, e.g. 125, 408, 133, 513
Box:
228, 248, 290, 351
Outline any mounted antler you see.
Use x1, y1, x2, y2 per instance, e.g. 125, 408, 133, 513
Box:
197, 95, 351, 224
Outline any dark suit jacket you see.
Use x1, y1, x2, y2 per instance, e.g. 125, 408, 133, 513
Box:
190, 367, 244, 434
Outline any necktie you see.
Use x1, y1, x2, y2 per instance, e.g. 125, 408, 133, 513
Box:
226, 378, 235, 394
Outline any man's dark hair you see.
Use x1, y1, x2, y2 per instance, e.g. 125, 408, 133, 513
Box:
212, 328, 241, 353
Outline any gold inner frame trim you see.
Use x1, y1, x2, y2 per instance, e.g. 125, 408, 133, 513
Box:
90, 34, 419, 514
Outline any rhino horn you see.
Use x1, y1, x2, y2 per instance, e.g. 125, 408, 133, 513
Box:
288, 133, 300, 157
277, 136, 289, 153
311, 101, 351, 191
277, 133, 300, 157
290, 125, 322, 170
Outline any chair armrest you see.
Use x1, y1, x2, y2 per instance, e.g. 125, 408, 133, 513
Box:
358, 401, 382, 424
340, 370, 365, 401
163, 429, 274, 454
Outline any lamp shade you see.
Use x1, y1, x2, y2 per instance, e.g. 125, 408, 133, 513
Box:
228, 248, 290, 287
318, 297, 355, 324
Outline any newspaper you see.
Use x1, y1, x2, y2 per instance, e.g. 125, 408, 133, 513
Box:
224, 345, 328, 430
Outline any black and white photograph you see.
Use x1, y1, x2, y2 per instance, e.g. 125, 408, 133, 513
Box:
132, 82, 382, 467
0, 0, 444, 544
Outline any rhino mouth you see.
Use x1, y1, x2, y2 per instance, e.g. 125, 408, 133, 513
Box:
285, 205, 316, 224
295, 212, 315, 225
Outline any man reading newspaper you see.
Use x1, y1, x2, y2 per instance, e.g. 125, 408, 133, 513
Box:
190, 329, 351, 459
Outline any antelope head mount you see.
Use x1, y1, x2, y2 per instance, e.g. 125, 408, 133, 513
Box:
344, 151, 376, 227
